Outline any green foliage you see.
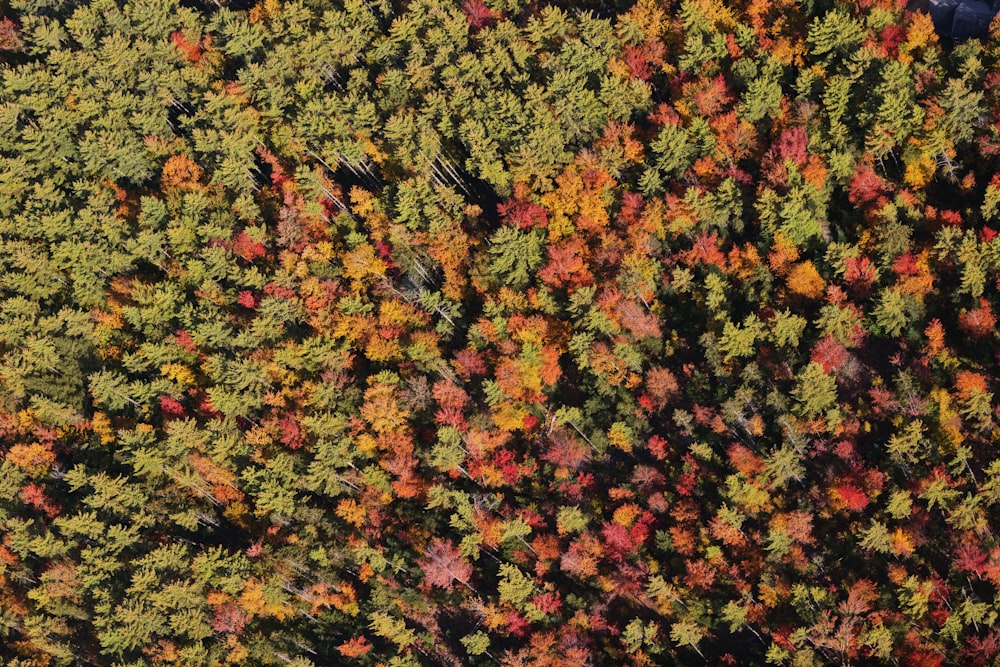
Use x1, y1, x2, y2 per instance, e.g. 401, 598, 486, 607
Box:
497, 564, 533, 605
792, 362, 837, 418
486, 227, 545, 289
461, 630, 491, 656
808, 10, 865, 61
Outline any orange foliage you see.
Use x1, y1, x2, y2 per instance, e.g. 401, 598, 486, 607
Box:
189, 454, 244, 504
684, 74, 732, 118
955, 371, 988, 400
560, 533, 602, 578
709, 515, 746, 546
336, 498, 367, 528
668, 525, 698, 556
728, 443, 764, 476
6, 443, 56, 473
890, 528, 914, 558
541, 159, 616, 241
597, 121, 645, 163
686, 232, 727, 268
360, 383, 408, 435
426, 224, 472, 300
539, 238, 594, 289
337, 636, 372, 658
895, 250, 934, 298
786, 261, 825, 299
161, 154, 204, 190
588, 343, 628, 387
902, 11, 937, 57
644, 367, 679, 409
711, 112, 758, 164
959, 299, 996, 339
238, 579, 291, 619
767, 232, 800, 275
801, 155, 828, 190
169, 31, 203, 63
726, 243, 763, 282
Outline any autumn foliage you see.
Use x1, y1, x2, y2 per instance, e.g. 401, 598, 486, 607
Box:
3, 0, 1000, 665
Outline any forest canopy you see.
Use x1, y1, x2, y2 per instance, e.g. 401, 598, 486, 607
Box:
2, 0, 1000, 664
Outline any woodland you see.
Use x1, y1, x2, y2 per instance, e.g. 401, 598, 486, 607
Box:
1, 0, 1000, 664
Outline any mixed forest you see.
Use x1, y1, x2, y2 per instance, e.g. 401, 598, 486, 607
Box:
3, 0, 1000, 664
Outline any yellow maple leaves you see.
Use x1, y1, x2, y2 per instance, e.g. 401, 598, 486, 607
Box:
160, 154, 204, 191
91, 412, 116, 445
540, 160, 616, 243
903, 149, 936, 189
890, 527, 914, 558
237, 579, 292, 620
160, 363, 197, 388
342, 244, 387, 286
900, 11, 937, 62
6, 442, 56, 474
360, 383, 409, 435
613, 503, 642, 527
248, 0, 282, 23
336, 498, 367, 528
608, 422, 635, 453
786, 260, 825, 299
492, 402, 530, 434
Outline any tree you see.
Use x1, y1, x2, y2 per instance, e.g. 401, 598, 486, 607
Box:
486, 227, 545, 290
5, 0, 1000, 663
808, 10, 865, 62
792, 362, 838, 419
420, 539, 473, 591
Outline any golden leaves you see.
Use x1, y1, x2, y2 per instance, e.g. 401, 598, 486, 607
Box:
890, 527, 914, 558
91, 412, 116, 445
541, 160, 616, 243
903, 148, 936, 189
160, 154, 204, 191
341, 244, 387, 286
612, 503, 642, 527
901, 11, 937, 59
360, 383, 408, 435
786, 260, 825, 299
238, 579, 292, 620
336, 498, 367, 528
6, 443, 56, 473
248, 0, 282, 24
160, 363, 196, 388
